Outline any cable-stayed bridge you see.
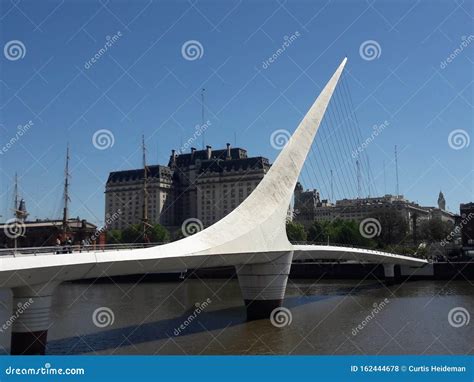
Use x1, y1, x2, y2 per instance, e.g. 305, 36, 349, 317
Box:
0, 58, 427, 355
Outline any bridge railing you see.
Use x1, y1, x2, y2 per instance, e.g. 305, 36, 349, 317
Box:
292, 241, 422, 258
0, 242, 167, 258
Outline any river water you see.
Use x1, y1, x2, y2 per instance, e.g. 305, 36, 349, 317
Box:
0, 279, 472, 355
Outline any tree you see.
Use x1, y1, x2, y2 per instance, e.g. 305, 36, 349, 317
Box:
286, 221, 307, 242
121, 223, 170, 243
419, 218, 452, 242
368, 209, 409, 247
122, 224, 142, 243
148, 224, 170, 242
106, 229, 122, 244
307, 221, 327, 243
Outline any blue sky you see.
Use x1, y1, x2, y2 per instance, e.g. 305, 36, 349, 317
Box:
0, 0, 472, 226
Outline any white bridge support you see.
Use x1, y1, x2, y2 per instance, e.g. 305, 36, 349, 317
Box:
383, 263, 399, 284
10, 283, 58, 355
236, 252, 293, 320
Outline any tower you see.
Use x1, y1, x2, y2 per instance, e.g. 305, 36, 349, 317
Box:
438, 191, 446, 210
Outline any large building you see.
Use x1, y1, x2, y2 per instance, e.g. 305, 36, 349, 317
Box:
460, 202, 474, 256
105, 144, 271, 231
293, 184, 455, 231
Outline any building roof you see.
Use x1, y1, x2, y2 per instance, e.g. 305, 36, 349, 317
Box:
0, 218, 97, 230
198, 157, 270, 174
107, 165, 172, 183
170, 147, 248, 167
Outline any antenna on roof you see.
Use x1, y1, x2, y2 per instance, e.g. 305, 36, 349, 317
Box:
330, 169, 334, 202
62, 143, 71, 234
201, 88, 205, 150
356, 160, 361, 198
395, 145, 400, 197
142, 135, 150, 243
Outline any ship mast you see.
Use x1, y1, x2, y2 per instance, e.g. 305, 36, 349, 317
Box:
62, 143, 70, 235
13, 173, 19, 251
13, 172, 19, 217
142, 135, 149, 242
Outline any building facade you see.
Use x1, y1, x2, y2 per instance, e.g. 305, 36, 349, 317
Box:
105, 144, 270, 231
293, 185, 455, 231
460, 202, 474, 256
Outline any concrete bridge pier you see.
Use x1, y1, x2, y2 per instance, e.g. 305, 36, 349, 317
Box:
10, 283, 58, 355
383, 263, 400, 285
236, 251, 293, 321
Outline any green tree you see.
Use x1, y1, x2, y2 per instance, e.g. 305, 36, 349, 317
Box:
106, 229, 122, 244
122, 224, 142, 243
307, 220, 328, 243
121, 223, 170, 243
368, 209, 409, 247
148, 224, 170, 242
286, 221, 307, 242
419, 219, 452, 242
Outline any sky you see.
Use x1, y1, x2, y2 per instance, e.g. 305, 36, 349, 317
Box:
0, 0, 473, 226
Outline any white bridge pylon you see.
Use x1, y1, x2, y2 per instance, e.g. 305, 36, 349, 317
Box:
0, 58, 426, 354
